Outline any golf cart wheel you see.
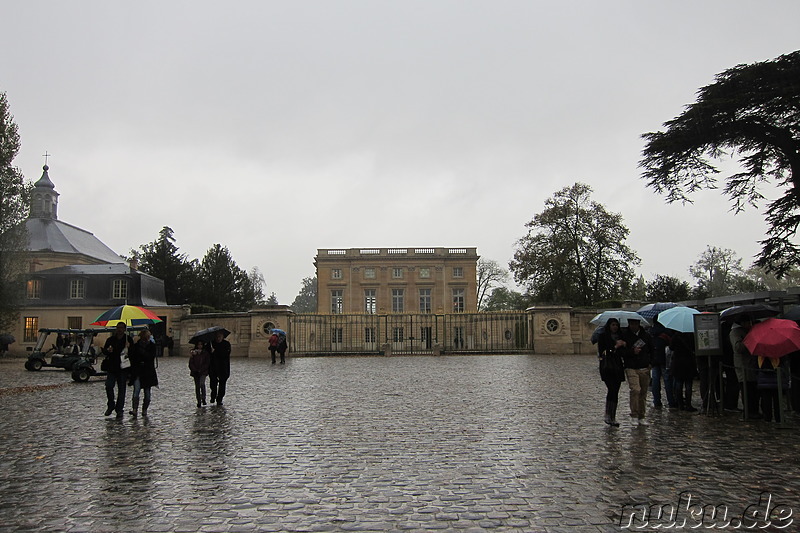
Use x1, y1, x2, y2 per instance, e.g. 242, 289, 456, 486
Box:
72, 368, 91, 382
24, 360, 33, 371
31, 359, 43, 371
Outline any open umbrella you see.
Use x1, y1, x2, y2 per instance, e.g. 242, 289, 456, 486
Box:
90, 305, 163, 327
719, 304, 780, 323
637, 302, 679, 320
743, 318, 800, 358
781, 306, 800, 322
271, 328, 287, 336
590, 310, 650, 327
657, 306, 701, 333
189, 326, 231, 345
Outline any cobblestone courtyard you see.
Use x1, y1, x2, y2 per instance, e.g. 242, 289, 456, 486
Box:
1, 354, 798, 532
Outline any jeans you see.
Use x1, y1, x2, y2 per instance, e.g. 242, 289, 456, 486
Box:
105, 371, 127, 415
132, 377, 152, 404
625, 367, 651, 419
650, 365, 674, 407
194, 375, 207, 403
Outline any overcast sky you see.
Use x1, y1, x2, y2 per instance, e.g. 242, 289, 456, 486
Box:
3, 2, 798, 303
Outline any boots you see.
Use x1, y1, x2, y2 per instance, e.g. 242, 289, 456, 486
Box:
142, 398, 150, 416
129, 397, 139, 418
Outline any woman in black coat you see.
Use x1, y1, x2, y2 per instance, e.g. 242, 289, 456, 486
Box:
670, 331, 697, 412
129, 329, 158, 417
597, 318, 627, 426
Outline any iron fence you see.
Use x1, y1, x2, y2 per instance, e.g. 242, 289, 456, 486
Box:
289, 312, 530, 355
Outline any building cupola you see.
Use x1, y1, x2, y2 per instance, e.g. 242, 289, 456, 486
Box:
30, 164, 59, 219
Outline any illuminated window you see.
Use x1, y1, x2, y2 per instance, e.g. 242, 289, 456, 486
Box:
24, 317, 39, 342
68, 316, 82, 329
27, 279, 42, 299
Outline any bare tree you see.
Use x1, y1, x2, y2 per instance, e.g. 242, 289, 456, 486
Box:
476, 258, 509, 311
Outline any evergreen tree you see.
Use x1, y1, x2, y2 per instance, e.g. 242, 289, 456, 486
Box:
291, 276, 317, 312
0, 92, 30, 332
134, 226, 191, 304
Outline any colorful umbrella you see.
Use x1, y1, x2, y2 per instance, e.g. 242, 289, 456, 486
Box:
90, 305, 163, 327
637, 302, 679, 320
656, 306, 700, 333
743, 318, 800, 358
589, 310, 650, 327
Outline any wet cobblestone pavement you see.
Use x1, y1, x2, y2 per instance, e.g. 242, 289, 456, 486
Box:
1, 354, 798, 532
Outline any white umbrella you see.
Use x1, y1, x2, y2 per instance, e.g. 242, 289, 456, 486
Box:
657, 306, 701, 333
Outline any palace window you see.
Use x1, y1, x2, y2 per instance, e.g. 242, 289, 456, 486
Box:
392, 327, 404, 343
331, 268, 343, 279
365, 327, 376, 343
419, 267, 431, 279
331, 290, 344, 314
392, 289, 404, 313
452, 288, 465, 313
364, 267, 376, 279
392, 267, 403, 279
364, 289, 376, 314
331, 328, 343, 344
453, 267, 463, 278
419, 289, 432, 313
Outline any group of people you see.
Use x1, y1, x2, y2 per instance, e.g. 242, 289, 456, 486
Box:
187, 330, 232, 408
596, 313, 798, 427
102, 322, 158, 419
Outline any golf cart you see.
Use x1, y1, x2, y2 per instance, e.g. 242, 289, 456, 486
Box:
24, 328, 92, 374
25, 326, 146, 382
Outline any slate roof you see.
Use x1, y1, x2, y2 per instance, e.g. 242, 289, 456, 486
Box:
25, 218, 124, 264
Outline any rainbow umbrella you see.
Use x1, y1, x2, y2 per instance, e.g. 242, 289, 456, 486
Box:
90, 305, 163, 327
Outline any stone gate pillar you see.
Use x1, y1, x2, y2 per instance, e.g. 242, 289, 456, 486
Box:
248, 305, 294, 358
527, 305, 575, 354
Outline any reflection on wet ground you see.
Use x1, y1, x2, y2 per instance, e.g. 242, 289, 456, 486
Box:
0, 354, 798, 532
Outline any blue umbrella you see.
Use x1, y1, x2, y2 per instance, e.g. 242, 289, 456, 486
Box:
657, 306, 701, 333
590, 310, 650, 327
637, 302, 679, 320
271, 328, 287, 336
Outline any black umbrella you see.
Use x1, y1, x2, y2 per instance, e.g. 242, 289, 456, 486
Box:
0, 333, 15, 344
782, 306, 800, 322
719, 304, 780, 323
189, 326, 231, 345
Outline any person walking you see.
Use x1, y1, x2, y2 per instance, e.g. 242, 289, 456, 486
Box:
210, 330, 231, 406
622, 318, 653, 426
277, 332, 288, 364
189, 340, 211, 408
102, 322, 134, 418
597, 318, 626, 426
128, 329, 159, 417
268, 332, 279, 364
649, 317, 673, 409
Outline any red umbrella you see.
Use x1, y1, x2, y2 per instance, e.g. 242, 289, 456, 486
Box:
743, 318, 800, 358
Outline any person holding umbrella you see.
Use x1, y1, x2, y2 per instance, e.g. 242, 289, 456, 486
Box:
596, 318, 626, 426
268, 332, 279, 364
189, 340, 211, 408
210, 330, 231, 406
129, 329, 159, 417
730, 317, 760, 419
102, 322, 134, 418
622, 318, 654, 426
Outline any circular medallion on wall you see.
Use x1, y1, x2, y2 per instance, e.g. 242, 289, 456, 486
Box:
545, 317, 562, 335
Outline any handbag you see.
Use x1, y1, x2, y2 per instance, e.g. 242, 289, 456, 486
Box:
100, 357, 110, 371
119, 347, 131, 370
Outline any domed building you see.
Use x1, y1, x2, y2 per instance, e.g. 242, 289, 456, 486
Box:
8, 165, 185, 354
